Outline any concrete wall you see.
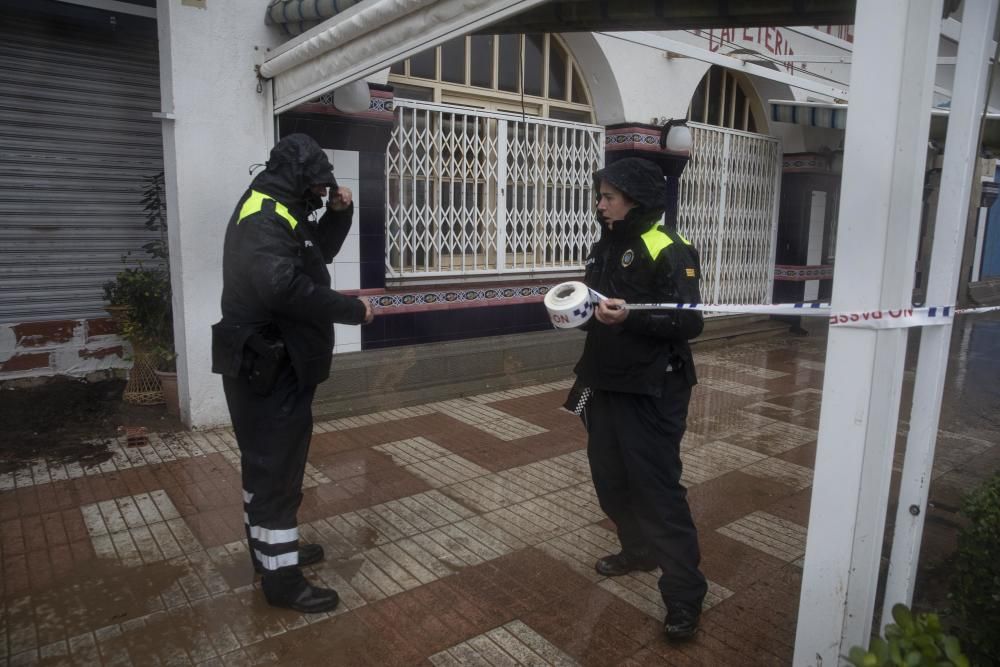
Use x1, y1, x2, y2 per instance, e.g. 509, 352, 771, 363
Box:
157, 0, 285, 428
564, 32, 708, 126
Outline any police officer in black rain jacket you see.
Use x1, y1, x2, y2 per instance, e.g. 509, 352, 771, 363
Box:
211, 133, 372, 613
574, 157, 708, 640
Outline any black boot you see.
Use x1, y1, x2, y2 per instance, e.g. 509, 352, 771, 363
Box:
262, 569, 340, 614
253, 543, 325, 574
595, 551, 658, 577
664, 604, 700, 641
266, 581, 340, 614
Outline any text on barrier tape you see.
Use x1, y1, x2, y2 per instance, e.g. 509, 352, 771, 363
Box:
623, 303, 1000, 329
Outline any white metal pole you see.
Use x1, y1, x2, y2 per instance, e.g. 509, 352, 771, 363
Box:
766, 140, 783, 304
496, 119, 509, 274
793, 1, 943, 664
713, 132, 731, 303
881, 0, 999, 629
972, 206, 989, 281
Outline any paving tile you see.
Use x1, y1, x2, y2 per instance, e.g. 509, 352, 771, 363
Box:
430, 619, 580, 666
741, 456, 813, 490
716, 511, 807, 563
2, 331, 995, 665
681, 441, 766, 485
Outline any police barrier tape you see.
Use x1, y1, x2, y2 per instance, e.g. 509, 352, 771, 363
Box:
626, 303, 1000, 330
543, 281, 1000, 330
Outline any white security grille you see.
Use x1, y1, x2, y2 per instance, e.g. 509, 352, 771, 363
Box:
386, 100, 604, 278
679, 124, 782, 305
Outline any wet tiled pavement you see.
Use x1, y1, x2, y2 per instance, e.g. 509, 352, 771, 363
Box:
2, 320, 998, 666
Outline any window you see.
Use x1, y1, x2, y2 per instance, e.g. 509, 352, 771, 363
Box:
388, 33, 594, 122
688, 66, 763, 133
385, 35, 599, 282
386, 102, 603, 280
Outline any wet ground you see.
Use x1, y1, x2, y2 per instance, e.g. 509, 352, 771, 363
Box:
0, 315, 997, 666
0, 378, 185, 473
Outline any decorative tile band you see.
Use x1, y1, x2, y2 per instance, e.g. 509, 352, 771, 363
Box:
773, 264, 834, 281
294, 88, 395, 123
604, 125, 687, 156
352, 283, 557, 314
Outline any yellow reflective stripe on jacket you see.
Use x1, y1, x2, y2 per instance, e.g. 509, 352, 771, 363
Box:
641, 226, 695, 261
237, 190, 298, 230
641, 226, 674, 261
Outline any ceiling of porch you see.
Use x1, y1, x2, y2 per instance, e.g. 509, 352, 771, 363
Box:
266, 0, 857, 37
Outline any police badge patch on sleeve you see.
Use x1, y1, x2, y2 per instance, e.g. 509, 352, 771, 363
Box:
621, 249, 634, 267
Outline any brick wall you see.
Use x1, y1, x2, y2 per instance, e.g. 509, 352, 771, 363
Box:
0, 317, 130, 381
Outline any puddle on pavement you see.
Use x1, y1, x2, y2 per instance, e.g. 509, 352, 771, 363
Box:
20, 558, 187, 637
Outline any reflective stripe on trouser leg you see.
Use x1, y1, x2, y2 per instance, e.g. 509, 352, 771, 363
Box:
222, 366, 316, 578
244, 511, 300, 571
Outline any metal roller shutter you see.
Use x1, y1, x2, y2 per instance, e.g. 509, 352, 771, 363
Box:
0, 7, 163, 325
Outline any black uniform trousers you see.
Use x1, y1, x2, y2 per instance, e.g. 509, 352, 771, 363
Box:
586, 371, 708, 610
222, 363, 315, 600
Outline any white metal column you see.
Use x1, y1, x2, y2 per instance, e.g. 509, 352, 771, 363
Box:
803, 192, 827, 302
496, 120, 509, 272
793, 1, 943, 664
713, 133, 731, 303
882, 0, 999, 628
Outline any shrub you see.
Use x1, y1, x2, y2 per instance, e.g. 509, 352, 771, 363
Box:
949, 472, 1000, 665
102, 171, 175, 372
103, 263, 174, 371
846, 604, 969, 667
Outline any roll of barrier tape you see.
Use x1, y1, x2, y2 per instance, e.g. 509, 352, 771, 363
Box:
544, 281, 595, 328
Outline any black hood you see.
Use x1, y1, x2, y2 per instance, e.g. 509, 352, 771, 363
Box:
594, 157, 667, 215
250, 133, 338, 210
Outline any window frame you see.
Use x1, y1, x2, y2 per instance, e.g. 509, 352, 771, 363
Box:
388, 33, 595, 123
687, 66, 765, 133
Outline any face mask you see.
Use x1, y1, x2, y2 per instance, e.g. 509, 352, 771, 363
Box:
304, 190, 324, 212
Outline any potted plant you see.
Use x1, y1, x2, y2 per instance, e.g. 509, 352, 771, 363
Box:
102, 172, 178, 413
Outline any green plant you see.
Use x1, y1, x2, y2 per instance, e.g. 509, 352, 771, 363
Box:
103, 171, 175, 371
949, 472, 1000, 665
846, 604, 969, 667
103, 263, 174, 371
140, 171, 168, 261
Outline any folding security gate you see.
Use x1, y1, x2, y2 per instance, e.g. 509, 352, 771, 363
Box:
386, 103, 782, 307
0, 9, 163, 324
385, 100, 605, 278
679, 123, 783, 305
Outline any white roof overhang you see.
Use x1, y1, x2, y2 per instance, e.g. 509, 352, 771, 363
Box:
260, 0, 550, 114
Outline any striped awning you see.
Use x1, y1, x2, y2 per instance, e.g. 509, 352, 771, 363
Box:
769, 100, 848, 130
266, 0, 360, 36
769, 99, 1000, 150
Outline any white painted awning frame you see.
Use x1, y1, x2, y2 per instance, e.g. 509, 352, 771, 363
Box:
259, 0, 861, 114
260, 0, 552, 114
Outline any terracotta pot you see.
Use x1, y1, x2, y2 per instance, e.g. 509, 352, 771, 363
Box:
154, 370, 180, 416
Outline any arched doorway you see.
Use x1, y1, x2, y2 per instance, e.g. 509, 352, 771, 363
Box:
679, 66, 783, 305
687, 65, 767, 133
